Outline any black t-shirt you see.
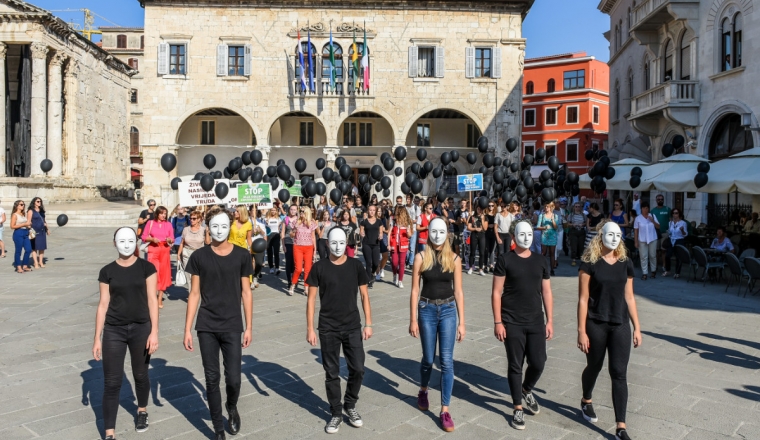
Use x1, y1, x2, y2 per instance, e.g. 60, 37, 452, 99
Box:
493, 251, 550, 326
486, 214, 496, 233
338, 221, 358, 247
185, 245, 254, 333
306, 257, 369, 332
138, 209, 154, 234
354, 205, 366, 220
420, 252, 457, 300
588, 213, 604, 229
98, 258, 157, 326
468, 215, 483, 234
361, 218, 381, 245
580, 258, 635, 325
448, 208, 459, 233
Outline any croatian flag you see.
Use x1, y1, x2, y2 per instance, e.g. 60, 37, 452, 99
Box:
362, 26, 370, 91
297, 30, 306, 92
308, 29, 315, 93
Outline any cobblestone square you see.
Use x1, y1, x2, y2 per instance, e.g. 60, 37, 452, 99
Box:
1, 227, 759, 439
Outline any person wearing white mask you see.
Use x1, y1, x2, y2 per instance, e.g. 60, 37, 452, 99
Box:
409, 218, 465, 432
184, 206, 254, 440
93, 227, 160, 439
491, 220, 553, 431
577, 221, 642, 440
306, 227, 373, 434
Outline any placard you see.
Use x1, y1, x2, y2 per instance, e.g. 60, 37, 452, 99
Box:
456, 173, 484, 192
237, 183, 274, 210
287, 181, 302, 197
178, 179, 235, 207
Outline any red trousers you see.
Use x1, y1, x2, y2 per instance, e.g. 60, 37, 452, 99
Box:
391, 246, 406, 281
147, 245, 172, 291
292, 244, 314, 287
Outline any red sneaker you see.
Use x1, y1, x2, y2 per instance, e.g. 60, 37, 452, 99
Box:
417, 390, 429, 411
440, 411, 455, 432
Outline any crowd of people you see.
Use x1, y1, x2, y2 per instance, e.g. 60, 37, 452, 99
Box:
2, 197, 50, 273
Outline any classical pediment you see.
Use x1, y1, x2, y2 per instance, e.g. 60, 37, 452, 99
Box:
287, 22, 376, 39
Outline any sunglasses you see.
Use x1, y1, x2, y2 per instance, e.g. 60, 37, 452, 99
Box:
149, 204, 156, 207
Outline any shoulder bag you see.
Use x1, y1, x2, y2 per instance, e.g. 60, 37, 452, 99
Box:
175, 258, 188, 286
139, 220, 154, 252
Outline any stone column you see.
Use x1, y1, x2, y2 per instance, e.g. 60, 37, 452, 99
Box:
63, 60, 79, 176
392, 146, 404, 200
30, 42, 48, 176
47, 52, 65, 177
257, 145, 271, 172
322, 147, 340, 194
0, 43, 6, 177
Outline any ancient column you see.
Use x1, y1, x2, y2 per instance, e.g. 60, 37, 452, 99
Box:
47, 52, 65, 176
63, 59, 79, 176
30, 42, 48, 176
0, 43, 6, 177
257, 145, 272, 171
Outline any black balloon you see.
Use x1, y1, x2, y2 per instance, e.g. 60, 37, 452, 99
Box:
381, 152, 391, 164
510, 163, 519, 173
252, 170, 263, 183
251, 150, 262, 165
375, 182, 382, 192
304, 181, 317, 197
335, 164, 349, 180
694, 172, 709, 188
547, 156, 560, 172
340, 180, 352, 195
277, 159, 285, 166
277, 164, 291, 181
535, 148, 546, 161
369, 165, 382, 180
630, 166, 643, 177
598, 149, 608, 157
477, 136, 488, 153
506, 137, 518, 153
479, 166, 488, 175
193, 172, 203, 181
478, 196, 489, 209
383, 156, 395, 172
494, 157, 502, 167
315, 158, 326, 170
363, 183, 371, 193
266, 166, 277, 177
200, 174, 215, 192
520, 170, 531, 180
215, 182, 229, 199
335, 157, 346, 169
286, 175, 296, 187
215, 170, 225, 179
262, 174, 271, 183
594, 181, 606, 194
405, 173, 416, 186
295, 158, 307, 173
381, 176, 392, 189
160, 153, 177, 172
400, 182, 410, 194
394, 147, 407, 161
277, 188, 290, 203
423, 161, 434, 173
437, 189, 447, 203
483, 153, 495, 168
540, 170, 552, 182
241, 151, 251, 166
605, 167, 616, 180
523, 176, 534, 189
541, 188, 554, 202
508, 178, 519, 189
322, 168, 334, 181
600, 156, 611, 167
515, 185, 527, 198
493, 169, 505, 183
451, 150, 460, 162
229, 158, 242, 173
523, 154, 534, 166
316, 182, 327, 196
411, 162, 421, 175
672, 135, 685, 150
533, 183, 542, 194
662, 143, 675, 157
466, 153, 477, 165
251, 238, 267, 254
359, 174, 369, 185
395, 167, 403, 177
171, 177, 181, 190
584, 149, 594, 161
238, 167, 251, 182
441, 152, 452, 166
56, 213, 68, 227
697, 161, 710, 173
593, 161, 607, 175
383, 189, 391, 197
329, 188, 342, 204
416, 148, 427, 161
411, 179, 423, 194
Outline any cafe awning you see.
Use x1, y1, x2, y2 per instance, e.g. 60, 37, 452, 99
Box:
579, 158, 649, 190
654, 148, 760, 194
640, 154, 707, 191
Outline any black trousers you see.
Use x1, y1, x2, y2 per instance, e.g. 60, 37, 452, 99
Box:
266, 233, 280, 269
252, 251, 264, 277
198, 331, 242, 432
102, 321, 152, 431
469, 232, 486, 269
284, 243, 295, 287
485, 230, 497, 266
362, 243, 381, 280
582, 319, 631, 423
504, 323, 546, 406
317, 238, 329, 260
496, 233, 511, 258
664, 238, 686, 273
319, 329, 365, 417
568, 228, 586, 260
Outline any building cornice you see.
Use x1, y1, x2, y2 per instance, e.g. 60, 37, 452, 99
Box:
597, 0, 618, 14
524, 88, 610, 99
525, 56, 596, 68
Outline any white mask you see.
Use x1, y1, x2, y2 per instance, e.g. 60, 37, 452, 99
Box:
428, 217, 448, 246
209, 213, 231, 242
114, 228, 137, 257
601, 222, 622, 251
328, 228, 347, 257
514, 222, 533, 250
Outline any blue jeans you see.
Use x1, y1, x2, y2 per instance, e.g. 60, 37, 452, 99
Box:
13, 228, 31, 267
406, 231, 417, 265
418, 300, 457, 406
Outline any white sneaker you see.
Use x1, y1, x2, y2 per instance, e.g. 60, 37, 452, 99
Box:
269, 268, 275, 274
480, 269, 485, 276
254, 279, 259, 289
393, 274, 398, 285
467, 268, 473, 275
288, 286, 295, 296
375, 273, 381, 281
380, 270, 385, 278
398, 281, 404, 288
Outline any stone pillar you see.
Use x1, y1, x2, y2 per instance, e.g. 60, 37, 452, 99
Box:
47, 52, 65, 177
322, 147, 340, 195
257, 145, 272, 171
30, 42, 48, 176
0, 43, 6, 177
392, 146, 404, 200
63, 60, 79, 176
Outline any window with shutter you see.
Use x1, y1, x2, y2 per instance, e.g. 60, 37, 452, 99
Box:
435, 46, 444, 78
169, 44, 186, 75
244, 44, 252, 76
475, 48, 491, 78
417, 47, 435, 77
491, 47, 502, 78
157, 42, 169, 75
465, 47, 475, 78
117, 35, 127, 49
228, 46, 245, 76
408, 46, 418, 78
201, 121, 215, 145
217, 44, 228, 76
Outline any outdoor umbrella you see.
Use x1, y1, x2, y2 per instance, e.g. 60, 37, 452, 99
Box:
641, 153, 707, 191
578, 158, 649, 190
656, 148, 760, 194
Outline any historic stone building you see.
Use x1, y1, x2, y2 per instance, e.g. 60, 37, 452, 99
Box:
138, 0, 534, 205
598, 0, 760, 222
0, 0, 135, 204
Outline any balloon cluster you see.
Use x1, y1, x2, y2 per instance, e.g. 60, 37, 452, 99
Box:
629, 166, 643, 189
584, 147, 613, 195
694, 161, 709, 189
661, 135, 685, 158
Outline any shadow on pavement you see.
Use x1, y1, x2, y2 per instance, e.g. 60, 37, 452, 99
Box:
643, 331, 760, 370
80, 359, 139, 438
149, 358, 215, 438
725, 385, 760, 402
698, 332, 760, 352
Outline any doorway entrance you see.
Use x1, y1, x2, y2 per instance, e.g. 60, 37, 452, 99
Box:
352, 168, 370, 206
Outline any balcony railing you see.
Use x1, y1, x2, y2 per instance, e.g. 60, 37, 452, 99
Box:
630, 80, 699, 118
632, 0, 698, 30
291, 78, 371, 97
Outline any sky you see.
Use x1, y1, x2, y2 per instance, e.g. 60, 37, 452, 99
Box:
32, 0, 610, 61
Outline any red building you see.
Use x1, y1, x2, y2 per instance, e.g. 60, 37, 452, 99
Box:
522, 52, 609, 177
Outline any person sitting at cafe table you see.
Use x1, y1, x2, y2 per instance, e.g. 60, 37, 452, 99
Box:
710, 227, 735, 254
743, 213, 760, 234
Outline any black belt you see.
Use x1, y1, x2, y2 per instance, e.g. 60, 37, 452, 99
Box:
420, 296, 455, 305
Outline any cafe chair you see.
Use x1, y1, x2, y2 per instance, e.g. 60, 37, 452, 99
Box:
674, 245, 696, 282
692, 246, 726, 286
743, 258, 760, 298
738, 249, 755, 267
724, 253, 748, 295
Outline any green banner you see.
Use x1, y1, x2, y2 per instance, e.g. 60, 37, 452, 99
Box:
237, 183, 272, 204
287, 181, 302, 197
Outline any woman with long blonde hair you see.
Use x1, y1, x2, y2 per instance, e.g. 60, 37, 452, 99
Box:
577, 220, 641, 440
389, 206, 412, 288
290, 206, 318, 296
409, 217, 465, 432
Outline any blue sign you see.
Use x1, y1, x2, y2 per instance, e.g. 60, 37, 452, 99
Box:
457, 173, 483, 192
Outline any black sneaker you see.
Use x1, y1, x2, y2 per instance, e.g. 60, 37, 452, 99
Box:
325, 416, 342, 434
581, 401, 598, 423
135, 411, 149, 432
226, 402, 240, 435
511, 409, 525, 430
616, 428, 632, 440
345, 408, 363, 427
214, 431, 226, 440
522, 391, 541, 415
105, 436, 115, 440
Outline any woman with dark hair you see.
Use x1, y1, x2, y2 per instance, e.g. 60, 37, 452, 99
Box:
609, 199, 630, 237
467, 205, 487, 276
338, 209, 359, 258
662, 208, 688, 278
27, 197, 48, 268
375, 205, 391, 281
584, 203, 604, 249
360, 205, 385, 289
10, 200, 32, 273
94, 227, 159, 440
141, 206, 174, 308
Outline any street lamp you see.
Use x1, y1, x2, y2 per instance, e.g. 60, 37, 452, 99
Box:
741, 113, 760, 131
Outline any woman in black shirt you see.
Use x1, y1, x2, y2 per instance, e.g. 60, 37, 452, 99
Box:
360, 205, 385, 288
94, 227, 159, 439
577, 220, 642, 440
467, 206, 488, 275
337, 209, 359, 257
484, 201, 498, 273
584, 202, 604, 249
409, 217, 465, 432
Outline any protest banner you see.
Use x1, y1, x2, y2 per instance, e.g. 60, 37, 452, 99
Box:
237, 183, 274, 210
178, 179, 236, 206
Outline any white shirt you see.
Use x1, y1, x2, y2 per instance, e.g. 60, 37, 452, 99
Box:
495, 212, 514, 234
634, 214, 659, 244
0, 206, 5, 227
632, 199, 641, 215
668, 220, 688, 244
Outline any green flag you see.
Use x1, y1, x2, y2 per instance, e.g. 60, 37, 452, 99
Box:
329, 27, 336, 92
351, 29, 360, 90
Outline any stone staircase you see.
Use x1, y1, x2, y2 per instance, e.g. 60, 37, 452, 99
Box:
43, 201, 146, 228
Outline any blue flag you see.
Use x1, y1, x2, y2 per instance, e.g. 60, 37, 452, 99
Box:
307, 29, 315, 93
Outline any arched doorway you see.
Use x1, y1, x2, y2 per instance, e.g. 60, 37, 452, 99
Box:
404, 108, 483, 149
337, 111, 395, 147
175, 108, 256, 177
268, 111, 326, 147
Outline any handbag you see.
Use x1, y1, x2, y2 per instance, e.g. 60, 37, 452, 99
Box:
28, 228, 37, 240
175, 259, 188, 286
139, 220, 154, 252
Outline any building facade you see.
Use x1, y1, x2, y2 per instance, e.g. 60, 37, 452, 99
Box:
99, 26, 145, 189
598, 0, 760, 222
138, 0, 534, 206
522, 52, 609, 179
0, 0, 135, 204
